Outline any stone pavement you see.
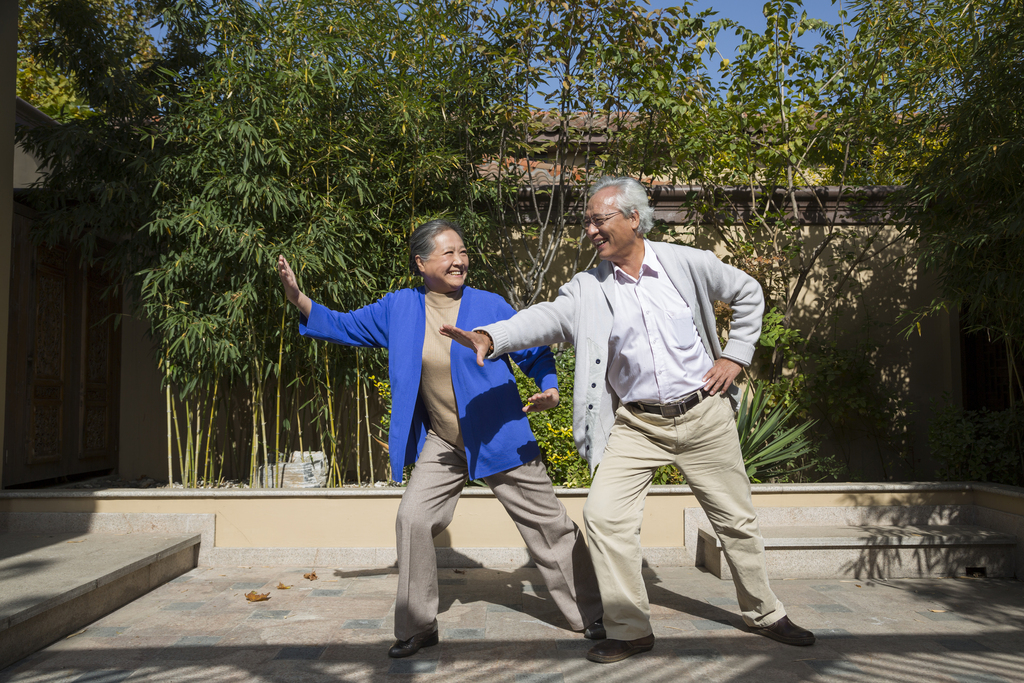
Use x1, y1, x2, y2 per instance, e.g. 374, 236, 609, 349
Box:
1, 564, 1022, 683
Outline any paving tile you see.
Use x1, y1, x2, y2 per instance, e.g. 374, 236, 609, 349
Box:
247, 609, 292, 620
703, 597, 739, 606
918, 610, 967, 621
675, 647, 722, 662
171, 636, 223, 646
801, 659, 866, 676
691, 619, 734, 631
935, 637, 994, 652
815, 628, 854, 638
273, 646, 326, 660
342, 619, 384, 629
445, 628, 485, 640
71, 671, 135, 682
309, 589, 345, 597
486, 604, 521, 613
82, 627, 129, 638
809, 603, 854, 613
230, 582, 267, 590
514, 675, 564, 683
811, 584, 843, 592
389, 659, 439, 674
949, 675, 1012, 683
161, 602, 207, 611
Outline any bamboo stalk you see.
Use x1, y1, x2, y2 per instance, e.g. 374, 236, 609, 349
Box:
250, 383, 260, 487
204, 373, 219, 487
171, 388, 185, 487
186, 401, 196, 488
275, 306, 286, 487
259, 387, 271, 488
324, 355, 340, 487
355, 351, 363, 484
364, 369, 373, 483
164, 354, 173, 486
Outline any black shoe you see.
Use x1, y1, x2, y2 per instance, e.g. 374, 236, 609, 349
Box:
388, 629, 439, 658
752, 616, 815, 646
586, 633, 655, 663
583, 619, 606, 640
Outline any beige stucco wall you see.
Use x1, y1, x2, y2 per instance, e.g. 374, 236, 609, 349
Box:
1, 2, 19, 489
3, 484, 1018, 551
524, 221, 959, 481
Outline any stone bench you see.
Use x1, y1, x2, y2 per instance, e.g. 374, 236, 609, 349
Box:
695, 524, 1017, 580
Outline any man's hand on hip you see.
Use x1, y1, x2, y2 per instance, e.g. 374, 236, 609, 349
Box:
703, 358, 743, 396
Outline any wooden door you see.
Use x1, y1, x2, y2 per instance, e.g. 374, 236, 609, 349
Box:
3, 204, 121, 487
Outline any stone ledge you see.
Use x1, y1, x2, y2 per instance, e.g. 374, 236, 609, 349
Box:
0, 512, 216, 565
202, 546, 686, 569
698, 525, 1017, 549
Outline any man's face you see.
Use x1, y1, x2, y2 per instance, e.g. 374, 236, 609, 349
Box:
584, 188, 642, 266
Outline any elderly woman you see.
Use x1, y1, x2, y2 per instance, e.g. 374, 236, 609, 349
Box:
276, 219, 603, 658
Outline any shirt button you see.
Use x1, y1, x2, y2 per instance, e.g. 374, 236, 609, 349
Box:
591, 383, 596, 388
595, 359, 601, 364
588, 404, 593, 410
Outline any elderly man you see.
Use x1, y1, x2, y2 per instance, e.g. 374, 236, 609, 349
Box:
442, 176, 814, 663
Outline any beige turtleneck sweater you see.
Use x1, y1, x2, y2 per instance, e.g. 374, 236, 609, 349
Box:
420, 289, 464, 449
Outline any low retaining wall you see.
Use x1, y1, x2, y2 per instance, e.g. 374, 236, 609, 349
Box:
2, 483, 1021, 576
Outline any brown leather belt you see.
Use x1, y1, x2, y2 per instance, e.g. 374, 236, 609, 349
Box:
628, 388, 712, 418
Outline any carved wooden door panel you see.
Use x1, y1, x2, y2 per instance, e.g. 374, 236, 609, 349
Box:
4, 206, 121, 487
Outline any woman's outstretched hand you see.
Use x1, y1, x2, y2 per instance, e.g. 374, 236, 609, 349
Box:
524, 388, 560, 413
277, 255, 312, 318
440, 324, 490, 366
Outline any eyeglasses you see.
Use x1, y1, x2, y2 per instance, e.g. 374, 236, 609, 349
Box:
582, 212, 621, 229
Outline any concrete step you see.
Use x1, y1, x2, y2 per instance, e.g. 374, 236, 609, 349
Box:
0, 531, 201, 669
695, 524, 1017, 581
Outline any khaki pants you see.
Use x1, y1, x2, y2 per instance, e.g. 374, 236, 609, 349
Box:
394, 432, 603, 640
583, 394, 785, 641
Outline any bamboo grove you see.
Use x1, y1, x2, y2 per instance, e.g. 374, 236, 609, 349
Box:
18, 0, 1024, 485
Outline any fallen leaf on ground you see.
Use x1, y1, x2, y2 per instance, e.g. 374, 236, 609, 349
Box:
245, 591, 270, 602
66, 629, 87, 639
304, 571, 318, 581
67, 540, 85, 544
929, 609, 948, 613
277, 583, 291, 590
453, 569, 465, 574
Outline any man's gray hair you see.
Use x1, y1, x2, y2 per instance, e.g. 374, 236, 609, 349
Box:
409, 219, 465, 276
590, 176, 655, 235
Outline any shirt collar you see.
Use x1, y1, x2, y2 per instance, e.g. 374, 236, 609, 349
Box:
612, 241, 662, 284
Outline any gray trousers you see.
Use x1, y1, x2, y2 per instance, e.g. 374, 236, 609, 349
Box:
394, 432, 603, 640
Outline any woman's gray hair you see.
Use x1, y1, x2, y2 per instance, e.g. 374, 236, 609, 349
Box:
408, 219, 465, 276
589, 176, 655, 235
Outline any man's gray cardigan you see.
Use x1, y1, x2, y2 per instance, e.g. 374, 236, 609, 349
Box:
479, 240, 764, 469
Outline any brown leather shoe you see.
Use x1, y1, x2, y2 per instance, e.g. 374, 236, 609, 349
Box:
586, 633, 655, 663
388, 628, 439, 658
752, 616, 815, 646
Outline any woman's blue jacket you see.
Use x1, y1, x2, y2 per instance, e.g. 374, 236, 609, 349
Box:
299, 286, 557, 482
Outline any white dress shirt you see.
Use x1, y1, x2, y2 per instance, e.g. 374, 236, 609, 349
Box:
607, 243, 714, 404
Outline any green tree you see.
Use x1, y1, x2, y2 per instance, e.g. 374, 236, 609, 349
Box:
466, 0, 712, 308
17, 0, 160, 120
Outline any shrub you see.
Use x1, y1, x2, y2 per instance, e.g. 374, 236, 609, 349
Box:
929, 401, 1023, 486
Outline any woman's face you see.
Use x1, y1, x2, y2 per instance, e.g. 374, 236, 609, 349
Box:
415, 229, 468, 294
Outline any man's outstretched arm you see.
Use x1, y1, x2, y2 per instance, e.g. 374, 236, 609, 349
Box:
440, 325, 492, 367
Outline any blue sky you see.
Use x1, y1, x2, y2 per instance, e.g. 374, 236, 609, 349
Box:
647, 0, 846, 58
